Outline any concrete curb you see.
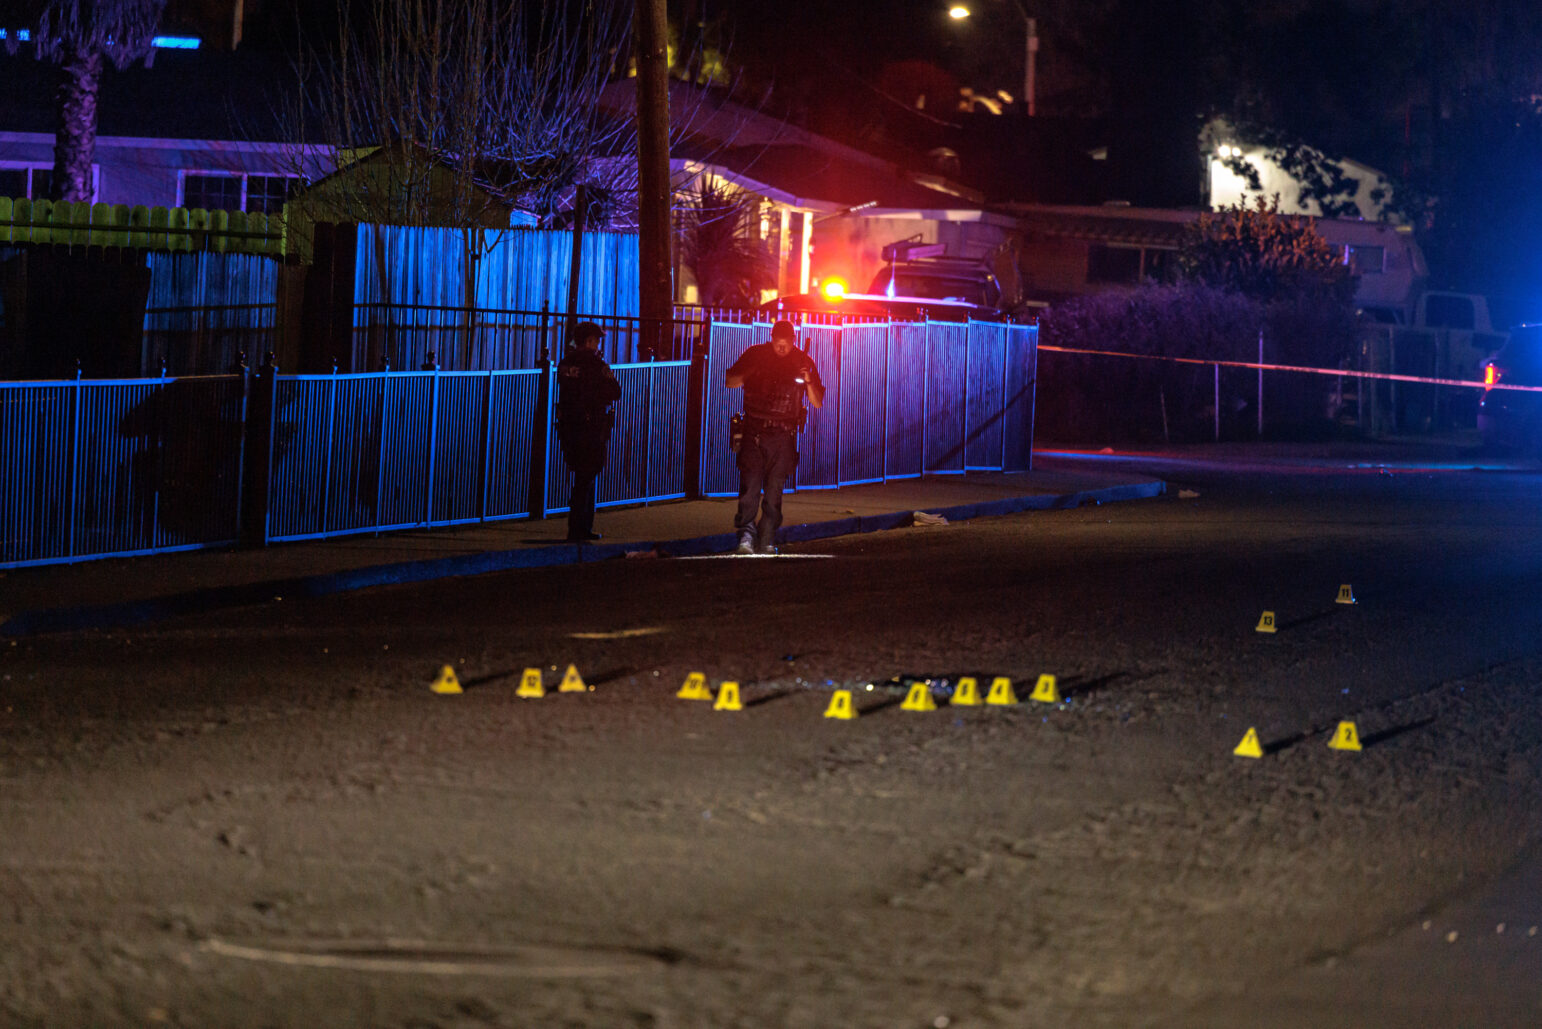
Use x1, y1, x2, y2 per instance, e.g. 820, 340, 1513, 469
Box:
1, 479, 1165, 638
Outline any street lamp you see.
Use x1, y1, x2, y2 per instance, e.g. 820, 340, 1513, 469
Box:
946, 3, 1038, 116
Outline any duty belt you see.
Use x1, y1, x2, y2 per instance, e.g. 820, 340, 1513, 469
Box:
743, 415, 798, 435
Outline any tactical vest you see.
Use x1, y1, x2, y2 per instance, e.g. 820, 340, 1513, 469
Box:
743, 349, 808, 427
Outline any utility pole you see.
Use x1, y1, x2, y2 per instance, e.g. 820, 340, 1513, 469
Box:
565, 183, 587, 346
634, 0, 672, 360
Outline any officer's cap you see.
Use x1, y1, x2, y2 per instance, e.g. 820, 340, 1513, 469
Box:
573, 321, 604, 344
771, 319, 797, 341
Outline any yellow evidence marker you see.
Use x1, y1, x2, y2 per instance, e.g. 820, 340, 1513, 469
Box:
1233, 727, 1264, 759
677, 672, 714, 701
713, 681, 743, 711
824, 690, 857, 720
1029, 674, 1060, 704
430, 665, 462, 695
985, 676, 1019, 706
558, 664, 588, 693
901, 681, 937, 711
516, 667, 545, 698
1256, 611, 1277, 633
1328, 721, 1363, 752
951, 677, 981, 706
1336, 584, 1357, 605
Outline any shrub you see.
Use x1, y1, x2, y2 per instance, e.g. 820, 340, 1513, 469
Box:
1037, 284, 1357, 443
1179, 196, 1357, 306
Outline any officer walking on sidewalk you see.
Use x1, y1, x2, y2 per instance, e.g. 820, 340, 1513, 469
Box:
724, 319, 825, 554
556, 321, 622, 542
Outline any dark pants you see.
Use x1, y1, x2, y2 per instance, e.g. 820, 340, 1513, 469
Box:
734, 427, 798, 546
561, 433, 607, 539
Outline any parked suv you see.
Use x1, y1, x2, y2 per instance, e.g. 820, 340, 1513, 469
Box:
1478, 325, 1542, 451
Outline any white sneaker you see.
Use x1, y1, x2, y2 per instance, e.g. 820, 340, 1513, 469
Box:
756, 540, 778, 556
735, 534, 755, 555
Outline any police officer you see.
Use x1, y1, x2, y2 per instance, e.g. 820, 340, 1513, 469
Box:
556, 321, 622, 542
724, 319, 825, 554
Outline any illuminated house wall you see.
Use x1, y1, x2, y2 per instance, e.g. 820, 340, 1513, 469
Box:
0, 131, 328, 210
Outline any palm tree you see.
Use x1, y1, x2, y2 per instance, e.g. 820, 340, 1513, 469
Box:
678, 176, 775, 308
12, 1, 167, 202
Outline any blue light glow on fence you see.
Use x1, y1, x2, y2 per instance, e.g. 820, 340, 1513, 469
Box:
152, 35, 201, 49
0, 28, 33, 41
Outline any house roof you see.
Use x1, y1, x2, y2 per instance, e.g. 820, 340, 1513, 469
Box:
676, 141, 979, 212
603, 79, 987, 214
1005, 203, 1200, 247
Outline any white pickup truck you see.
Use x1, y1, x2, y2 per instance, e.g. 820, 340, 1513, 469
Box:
1359, 289, 1506, 384
1351, 289, 1507, 432
1307, 220, 1504, 382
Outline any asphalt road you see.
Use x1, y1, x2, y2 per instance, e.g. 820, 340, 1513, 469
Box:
3, 448, 1542, 1028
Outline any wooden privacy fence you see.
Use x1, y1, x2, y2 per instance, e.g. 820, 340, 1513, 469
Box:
0, 198, 284, 255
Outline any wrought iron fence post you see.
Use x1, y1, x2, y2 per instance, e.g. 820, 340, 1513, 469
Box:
999, 322, 1009, 471
1026, 326, 1038, 471
529, 306, 554, 519
240, 352, 278, 547
1214, 362, 1221, 441
1257, 329, 1265, 436
375, 369, 391, 533
150, 362, 166, 548
684, 315, 709, 499
232, 353, 250, 543
424, 363, 441, 526
642, 361, 655, 504
921, 320, 931, 472
834, 319, 844, 486
962, 319, 972, 470
321, 368, 338, 536
478, 370, 495, 521
881, 321, 892, 482
66, 364, 82, 560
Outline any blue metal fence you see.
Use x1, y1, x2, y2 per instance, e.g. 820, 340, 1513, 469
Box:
0, 375, 246, 566
1, 318, 1033, 568
269, 361, 689, 543
542, 361, 692, 516
700, 319, 1038, 496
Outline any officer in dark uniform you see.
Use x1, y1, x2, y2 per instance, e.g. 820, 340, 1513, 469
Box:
556, 321, 622, 542
724, 319, 825, 554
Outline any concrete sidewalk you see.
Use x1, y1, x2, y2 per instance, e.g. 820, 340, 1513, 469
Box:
0, 466, 1164, 637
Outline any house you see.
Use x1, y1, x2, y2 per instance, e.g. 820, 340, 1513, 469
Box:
1001, 201, 1426, 318
0, 40, 328, 212
601, 80, 1020, 307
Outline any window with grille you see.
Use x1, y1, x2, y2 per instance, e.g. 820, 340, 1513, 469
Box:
182, 173, 245, 211
245, 175, 298, 213
0, 165, 86, 201
182, 172, 300, 213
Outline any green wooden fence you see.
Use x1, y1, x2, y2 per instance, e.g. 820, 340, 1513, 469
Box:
0, 198, 284, 256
